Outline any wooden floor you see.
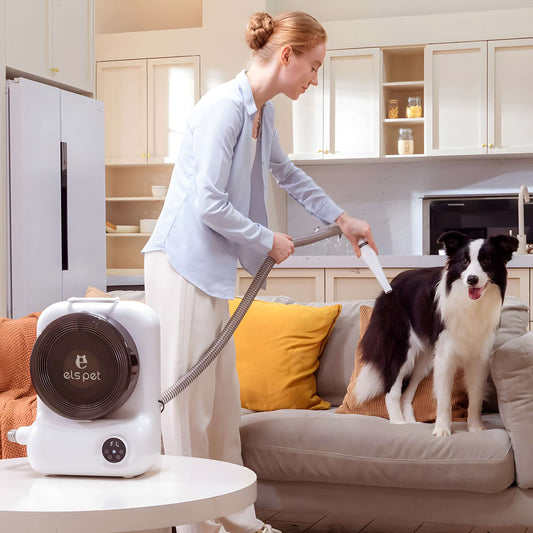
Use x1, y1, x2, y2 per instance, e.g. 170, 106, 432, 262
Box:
257, 509, 531, 533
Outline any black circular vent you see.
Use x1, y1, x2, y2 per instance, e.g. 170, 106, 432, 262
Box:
30, 312, 139, 420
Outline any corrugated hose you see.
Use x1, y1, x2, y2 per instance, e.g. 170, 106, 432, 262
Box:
158, 223, 343, 411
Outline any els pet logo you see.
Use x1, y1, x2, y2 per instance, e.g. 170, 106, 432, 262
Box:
64, 353, 102, 383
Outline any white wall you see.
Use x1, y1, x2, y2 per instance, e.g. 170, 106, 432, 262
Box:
288, 157, 533, 255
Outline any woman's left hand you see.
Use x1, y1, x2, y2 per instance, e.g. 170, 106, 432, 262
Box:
335, 212, 378, 258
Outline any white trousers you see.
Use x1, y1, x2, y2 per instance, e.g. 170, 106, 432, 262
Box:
144, 251, 263, 533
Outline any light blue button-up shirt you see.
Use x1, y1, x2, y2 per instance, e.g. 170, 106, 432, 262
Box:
142, 70, 343, 299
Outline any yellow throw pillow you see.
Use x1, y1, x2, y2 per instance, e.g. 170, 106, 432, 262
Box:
229, 298, 341, 411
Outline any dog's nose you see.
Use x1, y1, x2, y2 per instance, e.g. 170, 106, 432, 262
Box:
467, 275, 479, 286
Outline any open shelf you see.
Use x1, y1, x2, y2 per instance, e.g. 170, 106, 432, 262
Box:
382, 46, 425, 157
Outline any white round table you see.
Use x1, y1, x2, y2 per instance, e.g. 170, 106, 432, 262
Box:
0, 455, 257, 533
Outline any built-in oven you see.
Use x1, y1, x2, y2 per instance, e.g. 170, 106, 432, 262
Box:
423, 194, 533, 254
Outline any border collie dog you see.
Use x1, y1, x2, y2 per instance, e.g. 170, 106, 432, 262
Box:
354, 231, 518, 437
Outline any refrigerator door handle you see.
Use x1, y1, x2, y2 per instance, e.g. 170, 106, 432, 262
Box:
60, 141, 68, 271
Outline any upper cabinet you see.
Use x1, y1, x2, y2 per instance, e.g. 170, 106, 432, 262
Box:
97, 57, 200, 165
6, 0, 94, 93
425, 38, 533, 157
425, 42, 487, 156
488, 39, 533, 155
291, 48, 380, 160
292, 38, 533, 162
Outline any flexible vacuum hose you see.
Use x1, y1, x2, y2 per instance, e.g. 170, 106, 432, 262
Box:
158, 224, 343, 410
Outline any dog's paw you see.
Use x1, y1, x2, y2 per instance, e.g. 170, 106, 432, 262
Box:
467, 424, 486, 433
389, 417, 406, 425
432, 426, 452, 437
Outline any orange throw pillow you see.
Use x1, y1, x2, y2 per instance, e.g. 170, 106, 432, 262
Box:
336, 305, 468, 422
0, 313, 40, 459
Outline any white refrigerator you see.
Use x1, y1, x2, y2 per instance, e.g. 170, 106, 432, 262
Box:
6, 77, 106, 318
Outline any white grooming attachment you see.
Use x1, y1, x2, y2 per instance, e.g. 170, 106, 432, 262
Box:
359, 241, 393, 294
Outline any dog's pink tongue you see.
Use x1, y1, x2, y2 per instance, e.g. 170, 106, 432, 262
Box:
469, 287, 483, 300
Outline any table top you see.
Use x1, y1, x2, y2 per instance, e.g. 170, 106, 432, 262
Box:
0, 455, 257, 533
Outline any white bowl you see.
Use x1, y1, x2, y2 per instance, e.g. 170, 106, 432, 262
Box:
140, 219, 157, 234
152, 185, 168, 198
114, 225, 140, 233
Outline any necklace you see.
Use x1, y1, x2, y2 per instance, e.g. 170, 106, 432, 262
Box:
246, 71, 262, 139
253, 108, 262, 139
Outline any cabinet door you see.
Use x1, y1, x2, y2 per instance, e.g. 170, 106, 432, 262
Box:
325, 268, 405, 302
323, 49, 381, 159
291, 69, 324, 160
51, 0, 94, 92
236, 268, 325, 303
425, 42, 487, 156
489, 39, 533, 154
5, 0, 50, 79
97, 60, 147, 165
147, 56, 200, 164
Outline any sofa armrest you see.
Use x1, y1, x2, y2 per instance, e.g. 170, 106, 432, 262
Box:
491, 331, 533, 489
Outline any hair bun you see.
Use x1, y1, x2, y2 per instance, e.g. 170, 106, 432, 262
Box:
245, 12, 275, 51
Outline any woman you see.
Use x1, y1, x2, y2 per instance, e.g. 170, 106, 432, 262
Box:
143, 11, 377, 533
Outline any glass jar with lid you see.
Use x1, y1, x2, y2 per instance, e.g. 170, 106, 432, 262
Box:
398, 128, 414, 155
387, 99, 399, 119
406, 96, 422, 118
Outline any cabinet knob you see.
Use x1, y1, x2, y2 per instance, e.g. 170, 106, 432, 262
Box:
324, 149, 329, 154
318, 149, 323, 153
141, 153, 146, 158
50, 67, 60, 73
489, 143, 494, 148
482, 144, 486, 148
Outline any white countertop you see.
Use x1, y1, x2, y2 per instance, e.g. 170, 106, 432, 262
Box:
107, 253, 533, 286
275, 254, 533, 269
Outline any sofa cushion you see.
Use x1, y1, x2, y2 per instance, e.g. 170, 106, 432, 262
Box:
240, 410, 515, 493
229, 298, 341, 411
491, 331, 533, 489
336, 305, 468, 422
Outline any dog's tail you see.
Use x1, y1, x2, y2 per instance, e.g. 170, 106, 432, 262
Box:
353, 290, 411, 405
353, 363, 385, 404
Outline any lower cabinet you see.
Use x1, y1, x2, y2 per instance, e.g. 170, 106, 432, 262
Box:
236, 266, 532, 328
235, 269, 324, 303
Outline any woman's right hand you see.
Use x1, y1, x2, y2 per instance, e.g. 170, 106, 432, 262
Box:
268, 232, 295, 264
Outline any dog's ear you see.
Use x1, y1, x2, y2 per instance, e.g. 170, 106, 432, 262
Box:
436, 231, 470, 257
489, 234, 519, 263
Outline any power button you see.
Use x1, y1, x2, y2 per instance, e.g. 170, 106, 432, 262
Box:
102, 437, 127, 463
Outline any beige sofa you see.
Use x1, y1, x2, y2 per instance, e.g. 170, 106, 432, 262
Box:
239, 295, 533, 528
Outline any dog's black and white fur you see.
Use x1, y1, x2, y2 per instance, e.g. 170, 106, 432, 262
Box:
353, 232, 518, 437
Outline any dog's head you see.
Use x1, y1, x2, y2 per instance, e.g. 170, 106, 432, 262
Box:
437, 231, 518, 300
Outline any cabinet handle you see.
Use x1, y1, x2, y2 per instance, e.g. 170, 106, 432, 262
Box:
50, 67, 60, 73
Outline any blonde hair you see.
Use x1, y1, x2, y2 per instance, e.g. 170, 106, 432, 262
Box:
245, 11, 327, 61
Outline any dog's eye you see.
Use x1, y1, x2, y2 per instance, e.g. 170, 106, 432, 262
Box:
462, 257, 470, 266
481, 258, 491, 267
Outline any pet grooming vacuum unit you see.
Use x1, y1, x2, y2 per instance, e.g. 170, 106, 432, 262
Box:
7, 224, 391, 477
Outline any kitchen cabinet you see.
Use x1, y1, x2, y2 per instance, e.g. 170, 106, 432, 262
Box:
98, 55, 199, 276
291, 48, 381, 160
235, 269, 325, 303
489, 39, 533, 155
236, 267, 531, 326
425, 39, 533, 156
6, 0, 94, 93
96, 56, 200, 165
325, 268, 404, 301
382, 46, 425, 157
